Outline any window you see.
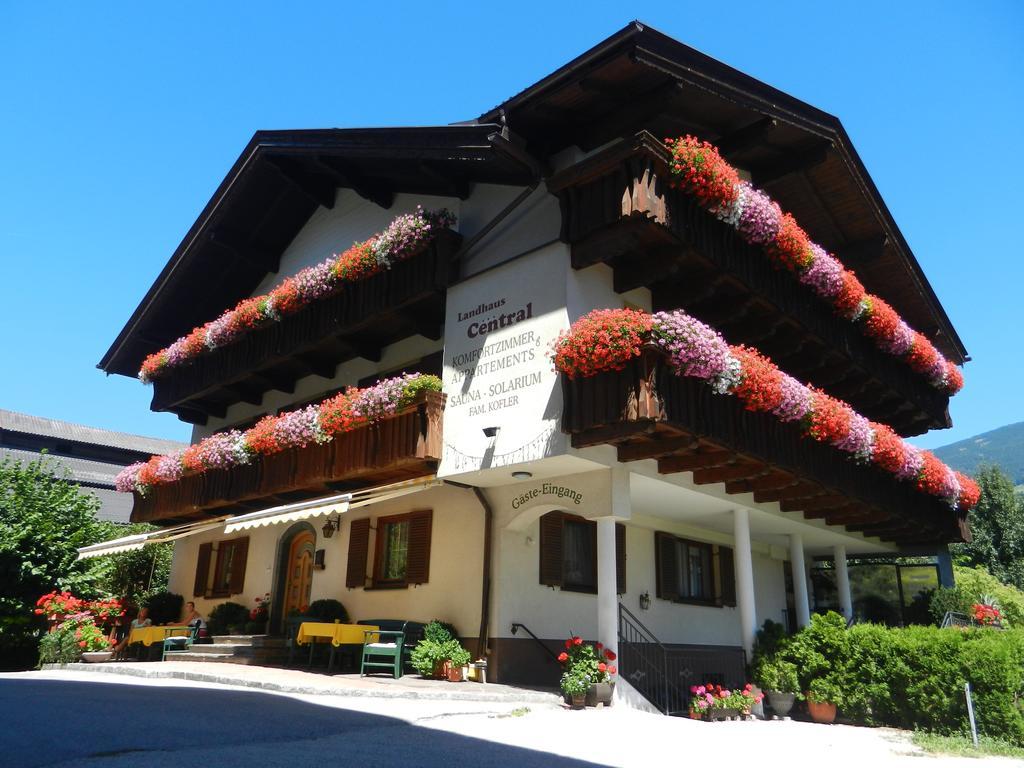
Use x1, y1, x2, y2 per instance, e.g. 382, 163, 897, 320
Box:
539, 512, 625, 594
346, 510, 433, 589
655, 531, 734, 606
193, 537, 249, 598
378, 516, 411, 583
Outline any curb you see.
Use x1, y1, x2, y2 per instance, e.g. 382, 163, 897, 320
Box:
39, 663, 562, 706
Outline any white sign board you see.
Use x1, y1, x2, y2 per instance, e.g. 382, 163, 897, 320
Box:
438, 244, 570, 477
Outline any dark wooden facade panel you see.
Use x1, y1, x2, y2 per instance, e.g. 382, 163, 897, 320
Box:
130, 392, 444, 524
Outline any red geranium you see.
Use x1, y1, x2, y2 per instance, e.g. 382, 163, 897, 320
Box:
869, 421, 906, 475
551, 308, 652, 379
664, 135, 739, 210
245, 415, 284, 455
231, 297, 266, 332
333, 241, 379, 282
945, 362, 964, 395
603, 648, 616, 661
808, 389, 853, 445
271, 277, 303, 317
916, 451, 948, 496
731, 345, 783, 413
573, 636, 583, 646
769, 213, 813, 272
906, 332, 940, 375
318, 390, 365, 437
557, 652, 569, 663
957, 473, 981, 510
863, 296, 900, 343
834, 269, 866, 319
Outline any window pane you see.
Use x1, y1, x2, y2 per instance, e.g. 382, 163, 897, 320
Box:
383, 521, 409, 580
563, 521, 594, 589
216, 544, 235, 591
675, 541, 688, 597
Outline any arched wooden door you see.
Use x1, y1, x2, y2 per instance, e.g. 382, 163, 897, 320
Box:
284, 530, 315, 616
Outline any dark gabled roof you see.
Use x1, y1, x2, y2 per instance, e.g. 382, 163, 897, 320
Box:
101, 22, 966, 379
480, 21, 967, 364
98, 125, 540, 377
0, 409, 187, 456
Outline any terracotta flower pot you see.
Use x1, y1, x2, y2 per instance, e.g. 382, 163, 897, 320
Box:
689, 710, 703, 720
436, 660, 453, 680
447, 665, 464, 683
807, 699, 837, 724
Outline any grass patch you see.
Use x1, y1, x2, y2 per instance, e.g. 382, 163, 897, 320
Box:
494, 707, 531, 719
912, 731, 1024, 759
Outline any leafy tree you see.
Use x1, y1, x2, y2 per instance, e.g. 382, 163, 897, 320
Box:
952, 466, 1024, 589
87, 522, 172, 607
0, 456, 106, 669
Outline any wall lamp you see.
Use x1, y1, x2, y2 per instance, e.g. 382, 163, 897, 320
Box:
482, 426, 500, 438
321, 514, 342, 539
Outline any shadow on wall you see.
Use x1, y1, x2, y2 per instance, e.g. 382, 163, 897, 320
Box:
0, 678, 608, 768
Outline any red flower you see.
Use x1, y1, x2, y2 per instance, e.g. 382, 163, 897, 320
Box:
770, 213, 813, 272
573, 636, 583, 646
834, 269, 866, 319
565, 639, 573, 650
945, 362, 964, 395
808, 389, 853, 446
731, 345, 783, 413
598, 662, 607, 673
607, 665, 617, 675
664, 136, 740, 210
869, 421, 907, 475
604, 649, 617, 661
557, 652, 569, 663
957, 473, 981, 511
863, 296, 900, 343
916, 451, 948, 496
551, 308, 652, 379
906, 332, 940, 375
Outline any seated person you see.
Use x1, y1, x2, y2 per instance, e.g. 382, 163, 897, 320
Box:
112, 607, 152, 654
165, 602, 209, 651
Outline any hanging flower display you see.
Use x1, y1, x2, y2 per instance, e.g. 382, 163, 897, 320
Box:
138, 207, 456, 383
662, 136, 963, 395
114, 373, 442, 496
552, 308, 979, 511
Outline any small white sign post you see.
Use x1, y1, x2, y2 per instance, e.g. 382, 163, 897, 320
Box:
965, 682, 979, 748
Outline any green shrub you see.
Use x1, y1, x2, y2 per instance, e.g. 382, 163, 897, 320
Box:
304, 599, 348, 623
410, 622, 467, 677
423, 619, 457, 643
756, 658, 801, 696
207, 602, 249, 635
37, 623, 82, 665
761, 611, 1024, 744
144, 591, 183, 626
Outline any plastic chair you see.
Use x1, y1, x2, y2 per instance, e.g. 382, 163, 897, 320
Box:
161, 624, 200, 661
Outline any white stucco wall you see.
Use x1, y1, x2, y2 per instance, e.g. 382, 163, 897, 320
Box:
168, 485, 485, 636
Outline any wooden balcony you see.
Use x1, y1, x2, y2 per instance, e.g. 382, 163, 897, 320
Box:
548, 133, 950, 437
131, 391, 445, 524
562, 352, 967, 546
149, 230, 462, 425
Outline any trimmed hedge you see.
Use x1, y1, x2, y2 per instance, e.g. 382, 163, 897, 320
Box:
757, 612, 1024, 744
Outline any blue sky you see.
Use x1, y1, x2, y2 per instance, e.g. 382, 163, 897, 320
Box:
0, 2, 1020, 448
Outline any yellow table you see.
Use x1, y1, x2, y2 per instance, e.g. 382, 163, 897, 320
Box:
295, 622, 379, 671
127, 625, 189, 647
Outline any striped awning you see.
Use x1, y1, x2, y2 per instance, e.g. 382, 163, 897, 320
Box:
76, 519, 226, 559
78, 476, 442, 557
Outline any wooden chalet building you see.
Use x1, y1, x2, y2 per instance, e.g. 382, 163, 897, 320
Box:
89, 23, 971, 711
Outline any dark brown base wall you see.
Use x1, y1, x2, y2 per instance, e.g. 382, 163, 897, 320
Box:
487, 637, 565, 687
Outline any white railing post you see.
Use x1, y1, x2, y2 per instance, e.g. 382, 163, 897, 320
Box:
834, 544, 853, 621
789, 533, 811, 628
733, 508, 757, 657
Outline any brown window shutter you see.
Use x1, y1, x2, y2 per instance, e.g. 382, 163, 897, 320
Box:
346, 518, 370, 588
405, 509, 433, 584
228, 537, 249, 595
719, 546, 737, 607
655, 532, 679, 601
194, 542, 212, 597
539, 512, 564, 587
615, 523, 626, 595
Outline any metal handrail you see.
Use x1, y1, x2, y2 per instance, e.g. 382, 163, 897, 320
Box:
509, 622, 560, 664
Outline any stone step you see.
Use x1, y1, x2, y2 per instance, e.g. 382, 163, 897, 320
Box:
170, 652, 262, 665
198, 644, 250, 655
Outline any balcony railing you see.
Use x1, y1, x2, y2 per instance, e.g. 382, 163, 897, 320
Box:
149, 229, 461, 425
562, 352, 967, 546
548, 132, 950, 437
131, 391, 444, 524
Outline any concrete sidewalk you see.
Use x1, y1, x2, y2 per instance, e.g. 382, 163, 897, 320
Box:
41, 660, 563, 705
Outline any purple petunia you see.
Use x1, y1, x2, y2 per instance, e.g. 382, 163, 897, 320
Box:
772, 374, 813, 423
650, 311, 734, 383
832, 413, 875, 462
735, 183, 781, 245
115, 462, 146, 493
799, 244, 844, 298
352, 373, 418, 421
895, 443, 925, 481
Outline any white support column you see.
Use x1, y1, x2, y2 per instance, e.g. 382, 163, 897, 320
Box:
733, 508, 757, 658
834, 544, 853, 621
789, 533, 811, 628
597, 516, 619, 659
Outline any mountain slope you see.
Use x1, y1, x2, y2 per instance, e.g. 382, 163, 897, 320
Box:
934, 422, 1024, 485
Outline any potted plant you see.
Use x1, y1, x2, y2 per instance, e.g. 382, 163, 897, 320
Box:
249, 592, 271, 634
443, 640, 471, 682
732, 683, 765, 717
806, 676, 843, 724
560, 667, 590, 709
758, 658, 802, 718
556, 636, 618, 707
410, 620, 459, 679
71, 615, 113, 662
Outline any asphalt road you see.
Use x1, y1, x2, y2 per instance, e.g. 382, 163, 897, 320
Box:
0, 674, 592, 768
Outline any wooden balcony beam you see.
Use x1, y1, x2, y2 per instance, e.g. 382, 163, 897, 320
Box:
617, 435, 699, 462
692, 462, 767, 485
658, 449, 734, 474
